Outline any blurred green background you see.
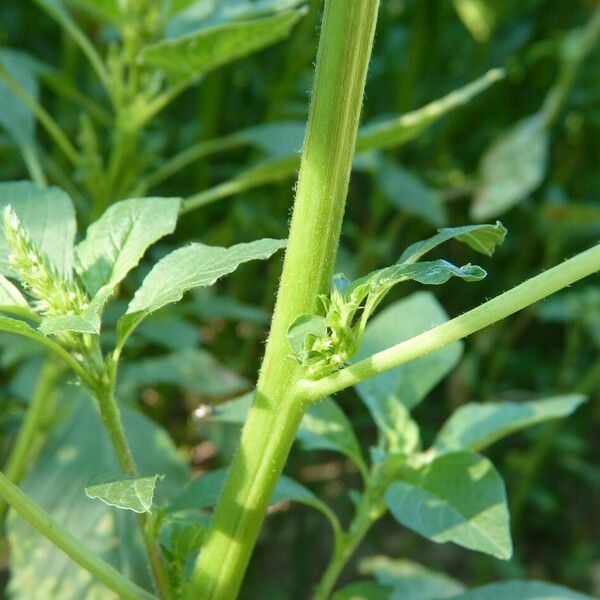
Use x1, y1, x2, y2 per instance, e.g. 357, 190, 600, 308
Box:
0, 0, 599, 598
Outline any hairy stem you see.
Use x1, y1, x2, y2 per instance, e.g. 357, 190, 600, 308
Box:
300, 243, 600, 400
0, 472, 155, 600
187, 2, 381, 598
0, 359, 63, 526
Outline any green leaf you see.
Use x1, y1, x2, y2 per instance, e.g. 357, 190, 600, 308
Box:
298, 397, 366, 471
385, 451, 512, 560
354, 293, 462, 448
0, 274, 28, 308
359, 556, 465, 599
85, 474, 163, 514
447, 580, 593, 600
287, 314, 327, 358
433, 395, 586, 453
0, 49, 40, 147
398, 222, 506, 264
238, 120, 306, 158
376, 160, 446, 227
118, 348, 248, 399
139, 10, 304, 81
64, 0, 121, 23
0, 181, 76, 278
118, 238, 286, 346
75, 197, 181, 297
332, 581, 393, 600
472, 114, 550, 221
7, 393, 189, 599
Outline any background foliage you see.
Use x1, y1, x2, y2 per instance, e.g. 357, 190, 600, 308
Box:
0, 0, 599, 598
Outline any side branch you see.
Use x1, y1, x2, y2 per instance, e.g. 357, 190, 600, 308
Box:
300, 243, 600, 401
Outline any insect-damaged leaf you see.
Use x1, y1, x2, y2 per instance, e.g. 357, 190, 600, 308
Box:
85, 474, 163, 514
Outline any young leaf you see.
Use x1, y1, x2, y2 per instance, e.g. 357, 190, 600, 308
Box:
85, 474, 163, 514
297, 397, 366, 472
287, 314, 327, 359
354, 293, 462, 448
448, 580, 593, 600
433, 395, 586, 454
384, 450, 512, 560
75, 197, 181, 297
0, 181, 76, 278
359, 556, 465, 599
117, 238, 286, 347
139, 11, 304, 82
472, 114, 549, 221
398, 222, 507, 264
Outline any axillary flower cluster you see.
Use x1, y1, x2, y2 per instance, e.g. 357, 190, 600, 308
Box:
2, 206, 90, 323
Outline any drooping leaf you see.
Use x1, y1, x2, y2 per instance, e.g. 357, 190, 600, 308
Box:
433, 395, 586, 453
385, 451, 512, 560
118, 347, 248, 399
446, 580, 593, 600
0, 181, 76, 278
398, 222, 506, 264
139, 10, 304, 82
297, 397, 366, 471
354, 293, 462, 448
85, 474, 163, 514
75, 197, 181, 297
7, 393, 189, 599
376, 160, 446, 227
472, 114, 549, 221
359, 556, 465, 599
118, 238, 286, 346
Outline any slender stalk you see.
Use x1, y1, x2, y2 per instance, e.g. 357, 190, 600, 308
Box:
95, 386, 172, 600
187, 2, 381, 598
19, 141, 47, 187
0, 472, 155, 600
300, 243, 600, 401
0, 65, 81, 166
0, 360, 63, 526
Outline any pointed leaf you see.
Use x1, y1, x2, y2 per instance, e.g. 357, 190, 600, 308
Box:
434, 395, 586, 453
472, 114, 549, 221
118, 238, 285, 346
139, 10, 304, 81
447, 580, 593, 600
385, 451, 512, 560
0, 274, 28, 308
85, 474, 163, 514
0, 181, 76, 278
75, 197, 181, 297
399, 222, 506, 264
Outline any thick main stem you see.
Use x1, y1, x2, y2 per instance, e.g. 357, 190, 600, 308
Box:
187, 2, 381, 598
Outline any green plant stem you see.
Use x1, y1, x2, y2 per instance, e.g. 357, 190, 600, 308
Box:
0, 471, 155, 600
541, 7, 600, 127
180, 69, 503, 214
0, 65, 81, 166
0, 359, 62, 526
187, 2, 381, 598
300, 243, 600, 401
19, 141, 47, 186
95, 386, 172, 600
